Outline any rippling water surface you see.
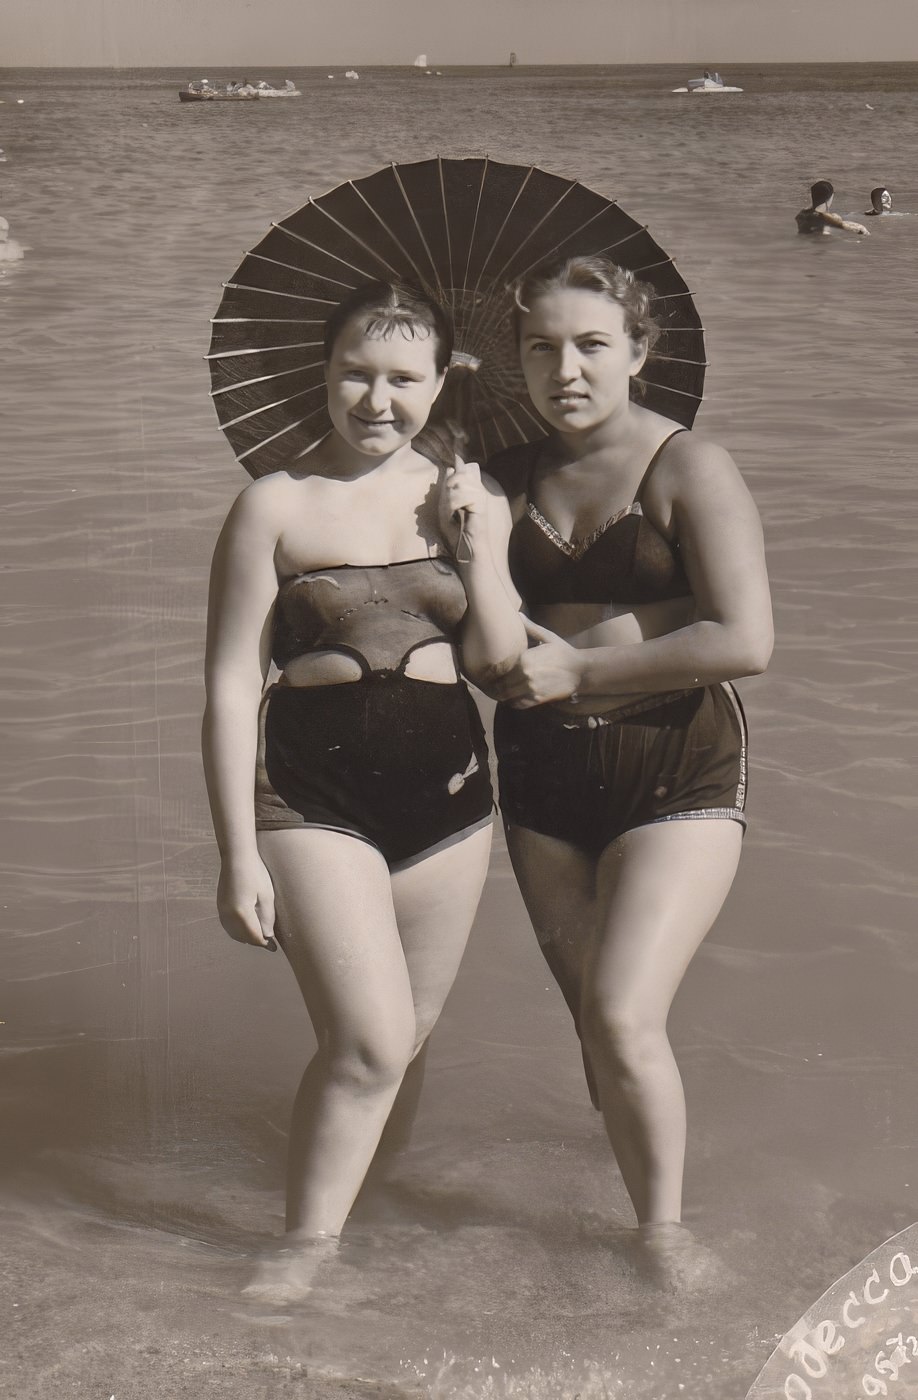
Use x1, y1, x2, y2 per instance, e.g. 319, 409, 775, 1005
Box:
2, 62, 918, 1400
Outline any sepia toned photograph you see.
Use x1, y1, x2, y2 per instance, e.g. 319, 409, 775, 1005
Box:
2, 3, 917, 1397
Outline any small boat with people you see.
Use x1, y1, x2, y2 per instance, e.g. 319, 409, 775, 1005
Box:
178, 77, 301, 102
672, 70, 743, 93
249, 79, 301, 98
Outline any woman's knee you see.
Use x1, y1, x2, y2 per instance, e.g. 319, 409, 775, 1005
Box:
581, 996, 668, 1072
326, 1020, 417, 1096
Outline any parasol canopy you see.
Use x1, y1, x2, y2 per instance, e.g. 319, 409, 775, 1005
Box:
208, 157, 706, 478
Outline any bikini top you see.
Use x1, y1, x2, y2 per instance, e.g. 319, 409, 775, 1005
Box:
272, 556, 468, 678
506, 431, 691, 606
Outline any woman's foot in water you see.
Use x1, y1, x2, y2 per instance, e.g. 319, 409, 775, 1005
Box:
241, 1231, 339, 1306
630, 1221, 730, 1295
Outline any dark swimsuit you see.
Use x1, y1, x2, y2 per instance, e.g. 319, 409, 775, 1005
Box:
492, 432, 748, 858
254, 557, 493, 867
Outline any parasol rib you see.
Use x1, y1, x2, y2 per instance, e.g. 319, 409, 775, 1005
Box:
271, 219, 390, 283
234, 408, 328, 463
391, 164, 448, 300
218, 383, 327, 431
306, 194, 422, 288
462, 165, 537, 347
220, 280, 340, 306
240, 251, 359, 294
206, 341, 320, 361
344, 183, 430, 293
436, 157, 457, 322
210, 363, 320, 398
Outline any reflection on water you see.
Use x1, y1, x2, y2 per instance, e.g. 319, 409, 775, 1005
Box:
2, 61, 918, 1399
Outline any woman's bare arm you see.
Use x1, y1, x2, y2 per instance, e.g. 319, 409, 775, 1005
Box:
494, 437, 774, 707
442, 464, 528, 687
202, 481, 283, 944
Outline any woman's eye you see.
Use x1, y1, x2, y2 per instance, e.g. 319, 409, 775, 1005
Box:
530, 342, 554, 353
580, 340, 606, 352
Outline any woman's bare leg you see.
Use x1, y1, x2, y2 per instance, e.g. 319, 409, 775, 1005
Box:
583, 819, 743, 1224
506, 819, 742, 1226
504, 825, 600, 1103
259, 829, 416, 1240
361, 826, 492, 1186
258, 823, 492, 1240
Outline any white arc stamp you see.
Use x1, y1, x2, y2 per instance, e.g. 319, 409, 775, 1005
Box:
746, 1223, 918, 1399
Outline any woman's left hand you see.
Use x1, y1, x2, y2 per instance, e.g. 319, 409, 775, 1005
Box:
491, 618, 585, 707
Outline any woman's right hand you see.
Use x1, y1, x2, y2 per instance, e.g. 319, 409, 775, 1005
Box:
217, 856, 278, 951
440, 455, 493, 560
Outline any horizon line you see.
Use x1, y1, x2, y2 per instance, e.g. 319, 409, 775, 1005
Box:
4, 58, 918, 70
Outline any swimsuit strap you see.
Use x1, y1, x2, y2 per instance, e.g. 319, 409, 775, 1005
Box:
633, 428, 689, 507
524, 440, 547, 496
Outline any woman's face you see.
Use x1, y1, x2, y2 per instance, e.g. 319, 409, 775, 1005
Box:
519, 289, 647, 434
325, 318, 446, 457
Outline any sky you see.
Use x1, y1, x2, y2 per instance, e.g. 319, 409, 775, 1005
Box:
4, 0, 918, 67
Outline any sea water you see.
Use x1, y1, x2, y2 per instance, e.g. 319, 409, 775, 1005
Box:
2, 63, 918, 1400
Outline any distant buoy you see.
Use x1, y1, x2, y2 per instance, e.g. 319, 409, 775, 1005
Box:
17, 99, 25, 104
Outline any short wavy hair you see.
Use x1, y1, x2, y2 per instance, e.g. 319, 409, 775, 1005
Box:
511, 254, 659, 351
323, 281, 454, 374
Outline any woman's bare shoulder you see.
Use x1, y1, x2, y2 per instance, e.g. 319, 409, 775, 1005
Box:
230, 468, 310, 516
651, 427, 742, 490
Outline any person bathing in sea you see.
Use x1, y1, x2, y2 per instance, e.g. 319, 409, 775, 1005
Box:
796, 180, 869, 236
0, 215, 25, 264
203, 281, 525, 1303
865, 186, 893, 216
862, 186, 910, 217
486, 254, 773, 1270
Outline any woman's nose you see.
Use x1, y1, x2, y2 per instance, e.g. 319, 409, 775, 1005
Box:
363, 379, 391, 414
553, 348, 580, 383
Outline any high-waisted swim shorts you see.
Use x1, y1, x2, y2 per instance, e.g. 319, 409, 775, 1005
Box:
494, 683, 747, 858
255, 676, 493, 867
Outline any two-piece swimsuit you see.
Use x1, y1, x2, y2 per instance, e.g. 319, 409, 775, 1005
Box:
492, 431, 748, 857
254, 555, 493, 867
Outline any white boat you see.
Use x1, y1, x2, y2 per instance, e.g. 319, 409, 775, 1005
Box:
344, 69, 359, 80
672, 71, 742, 93
249, 79, 301, 98
413, 54, 427, 68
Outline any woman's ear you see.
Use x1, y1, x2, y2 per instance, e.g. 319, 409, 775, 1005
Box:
629, 336, 649, 378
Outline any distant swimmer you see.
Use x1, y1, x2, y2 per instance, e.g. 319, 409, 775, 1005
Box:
795, 180, 869, 237
0, 215, 24, 263
864, 186, 895, 215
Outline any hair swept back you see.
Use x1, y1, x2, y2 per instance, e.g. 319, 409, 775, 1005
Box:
323, 281, 454, 373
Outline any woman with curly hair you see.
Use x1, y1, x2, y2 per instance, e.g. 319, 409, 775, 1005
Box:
488, 255, 773, 1240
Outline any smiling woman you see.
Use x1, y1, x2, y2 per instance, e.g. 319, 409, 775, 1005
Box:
201, 280, 526, 1303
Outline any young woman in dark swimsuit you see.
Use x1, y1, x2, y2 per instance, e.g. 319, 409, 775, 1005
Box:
202, 282, 525, 1301
488, 255, 773, 1245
